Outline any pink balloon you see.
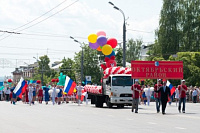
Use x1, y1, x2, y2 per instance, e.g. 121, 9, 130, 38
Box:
97, 31, 106, 37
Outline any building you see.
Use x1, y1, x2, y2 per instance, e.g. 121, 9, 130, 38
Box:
12, 68, 23, 83
12, 62, 38, 82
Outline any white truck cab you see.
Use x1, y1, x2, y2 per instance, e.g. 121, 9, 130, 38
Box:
103, 74, 133, 107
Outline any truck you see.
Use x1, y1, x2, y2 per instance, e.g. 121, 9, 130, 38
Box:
87, 74, 133, 108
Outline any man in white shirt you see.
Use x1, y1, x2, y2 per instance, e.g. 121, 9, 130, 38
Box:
192, 88, 198, 103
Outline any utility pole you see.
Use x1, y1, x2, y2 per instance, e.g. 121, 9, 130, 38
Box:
109, 1, 126, 67
70, 36, 84, 83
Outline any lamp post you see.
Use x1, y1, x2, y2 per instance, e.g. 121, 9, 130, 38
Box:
33, 57, 44, 86
109, 1, 126, 67
70, 36, 84, 83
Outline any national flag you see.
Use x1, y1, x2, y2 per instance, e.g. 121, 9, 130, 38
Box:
13, 77, 27, 99
64, 76, 76, 95
76, 89, 87, 101
167, 80, 176, 95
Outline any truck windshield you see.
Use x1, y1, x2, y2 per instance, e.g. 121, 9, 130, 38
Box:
112, 76, 133, 86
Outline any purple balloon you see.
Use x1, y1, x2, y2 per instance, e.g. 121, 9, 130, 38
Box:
97, 36, 107, 46
89, 42, 99, 49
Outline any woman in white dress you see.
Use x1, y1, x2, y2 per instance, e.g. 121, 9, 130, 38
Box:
175, 86, 179, 106
76, 82, 83, 106
145, 85, 152, 106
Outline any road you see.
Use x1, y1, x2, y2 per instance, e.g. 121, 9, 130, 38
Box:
0, 101, 199, 133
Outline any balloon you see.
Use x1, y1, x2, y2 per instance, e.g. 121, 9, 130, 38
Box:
105, 50, 115, 58
97, 31, 106, 37
97, 36, 107, 46
89, 42, 99, 49
88, 34, 97, 43
102, 44, 112, 55
96, 46, 102, 51
107, 38, 118, 48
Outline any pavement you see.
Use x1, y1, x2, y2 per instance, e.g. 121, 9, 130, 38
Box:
0, 101, 199, 133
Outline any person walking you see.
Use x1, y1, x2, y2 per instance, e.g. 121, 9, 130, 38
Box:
178, 79, 187, 113
51, 84, 57, 105
43, 84, 50, 105
28, 83, 34, 106
37, 85, 43, 104
192, 88, 198, 103
4, 85, 10, 102
154, 79, 162, 113
155, 81, 171, 115
32, 84, 36, 105
76, 82, 83, 106
131, 79, 141, 113
175, 86, 179, 106
146, 85, 152, 106
57, 85, 63, 105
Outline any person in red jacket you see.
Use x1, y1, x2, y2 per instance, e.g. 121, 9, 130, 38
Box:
154, 79, 162, 113
131, 79, 141, 113
178, 79, 187, 113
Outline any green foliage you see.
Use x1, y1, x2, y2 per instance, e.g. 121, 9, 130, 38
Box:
74, 43, 102, 84
169, 52, 200, 86
152, 0, 200, 59
126, 39, 142, 62
60, 57, 76, 81
115, 47, 123, 66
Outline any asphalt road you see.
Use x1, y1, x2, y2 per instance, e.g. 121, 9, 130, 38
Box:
0, 101, 199, 133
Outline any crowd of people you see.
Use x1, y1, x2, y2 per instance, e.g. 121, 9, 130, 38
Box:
131, 79, 197, 114
0, 81, 85, 106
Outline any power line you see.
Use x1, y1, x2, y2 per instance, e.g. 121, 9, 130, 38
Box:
0, 0, 68, 38
0, 0, 79, 42
0, 45, 78, 52
127, 29, 153, 33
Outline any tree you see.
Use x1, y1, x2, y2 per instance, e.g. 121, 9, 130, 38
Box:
153, 0, 200, 59
115, 47, 123, 66
74, 43, 102, 84
169, 52, 200, 86
60, 57, 76, 81
126, 38, 142, 62
38, 55, 50, 76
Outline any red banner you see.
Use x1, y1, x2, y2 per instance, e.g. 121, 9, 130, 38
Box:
131, 61, 183, 79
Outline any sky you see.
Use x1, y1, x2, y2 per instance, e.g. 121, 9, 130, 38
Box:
0, 0, 163, 77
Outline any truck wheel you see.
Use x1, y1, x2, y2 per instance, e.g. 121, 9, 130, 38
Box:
106, 101, 113, 108
95, 96, 103, 108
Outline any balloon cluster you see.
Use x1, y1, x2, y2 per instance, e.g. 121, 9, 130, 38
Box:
88, 31, 117, 56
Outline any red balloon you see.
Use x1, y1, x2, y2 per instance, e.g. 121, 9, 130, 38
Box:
8, 79, 12, 83
107, 38, 117, 48
36, 80, 41, 84
51, 79, 56, 82
56, 79, 59, 83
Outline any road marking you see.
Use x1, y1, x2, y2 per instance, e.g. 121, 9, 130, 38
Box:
126, 118, 133, 121
175, 127, 186, 130
148, 122, 157, 125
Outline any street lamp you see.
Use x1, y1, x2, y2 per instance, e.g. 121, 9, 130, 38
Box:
70, 36, 84, 83
109, 1, 126, 67
33, 57, 44, 86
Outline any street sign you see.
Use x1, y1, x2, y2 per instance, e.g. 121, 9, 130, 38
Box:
131, 61, 183, 79
85, 76, 91, 82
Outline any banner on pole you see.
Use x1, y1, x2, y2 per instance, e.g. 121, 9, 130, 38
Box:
131, 61, 183, 79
